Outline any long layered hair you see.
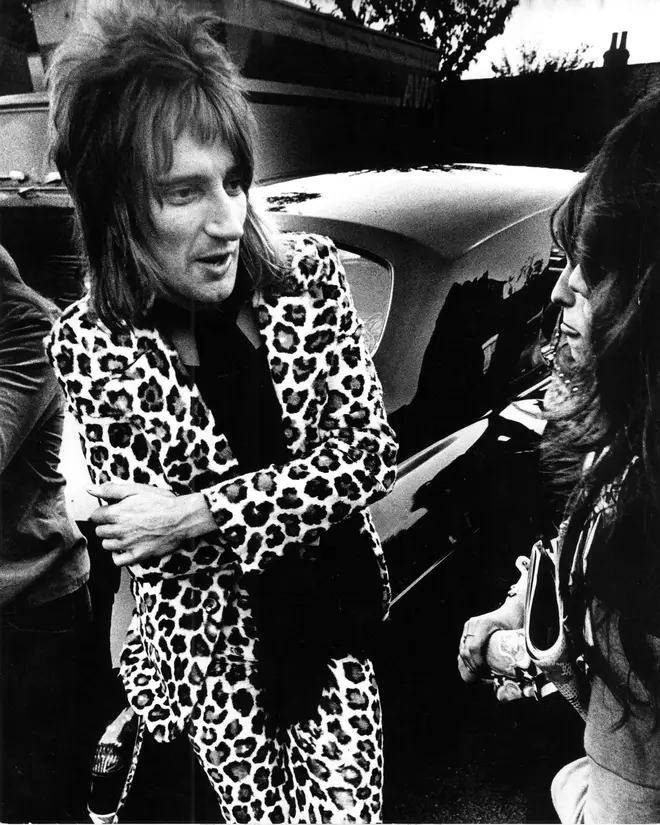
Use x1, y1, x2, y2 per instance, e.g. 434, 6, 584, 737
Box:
545, 86, 660, 724
48, 0, 281, 331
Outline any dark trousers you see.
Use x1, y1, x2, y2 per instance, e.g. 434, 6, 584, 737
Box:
0, 585, 97, 823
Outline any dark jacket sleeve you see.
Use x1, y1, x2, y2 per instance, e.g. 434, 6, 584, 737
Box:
0, 258, 58, 476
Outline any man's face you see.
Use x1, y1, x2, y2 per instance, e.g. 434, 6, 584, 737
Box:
148, 132, 248, 309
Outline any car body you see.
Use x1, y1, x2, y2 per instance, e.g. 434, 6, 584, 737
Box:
259, 165, 577, 429
257, 164, 580, 595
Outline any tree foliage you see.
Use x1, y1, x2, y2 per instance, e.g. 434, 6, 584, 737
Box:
302, 0, 521, 81
490, 43, 594, 77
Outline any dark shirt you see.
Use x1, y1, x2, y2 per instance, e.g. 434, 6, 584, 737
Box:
0, 246, 88, 609
152, 276, 290, 474
193, 305, 289, 474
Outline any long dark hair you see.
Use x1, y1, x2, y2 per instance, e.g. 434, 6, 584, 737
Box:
545, 86, 660, 724
48, 0, 281, 331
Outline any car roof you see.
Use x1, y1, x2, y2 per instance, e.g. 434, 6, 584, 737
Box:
257, 164, 582, 259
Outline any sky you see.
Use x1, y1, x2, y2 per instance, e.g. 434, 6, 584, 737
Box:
289, 0, 660, 78
463, 0, 660, 78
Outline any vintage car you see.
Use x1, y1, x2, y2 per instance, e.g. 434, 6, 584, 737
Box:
257, 165, 580, 588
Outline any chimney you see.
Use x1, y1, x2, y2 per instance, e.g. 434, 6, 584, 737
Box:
603, 32, 630, 68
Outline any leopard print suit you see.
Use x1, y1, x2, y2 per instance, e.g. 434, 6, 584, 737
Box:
46, 234, 398, 823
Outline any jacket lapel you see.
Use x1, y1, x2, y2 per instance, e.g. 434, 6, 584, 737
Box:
253, 289, 323, 458
109, 293, 321, 477
101, 324, 240, 490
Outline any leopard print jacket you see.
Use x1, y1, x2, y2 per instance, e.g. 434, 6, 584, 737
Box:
46, 233, 398, 741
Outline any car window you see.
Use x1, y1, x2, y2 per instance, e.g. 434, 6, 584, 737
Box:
338, 247, 393, 355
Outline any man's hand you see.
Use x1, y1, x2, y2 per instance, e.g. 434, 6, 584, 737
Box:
88, 482, 190, 567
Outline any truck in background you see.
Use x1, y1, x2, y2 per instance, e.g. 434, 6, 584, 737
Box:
0, 0, 439, 304
2, 0, 439, 183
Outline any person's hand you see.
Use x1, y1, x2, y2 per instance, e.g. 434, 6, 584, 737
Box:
457, 613, 508, 683
457, 591, 527, 683
88, 482, 187, 566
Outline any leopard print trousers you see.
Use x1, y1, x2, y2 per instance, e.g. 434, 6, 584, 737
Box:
182, 579, 383, 824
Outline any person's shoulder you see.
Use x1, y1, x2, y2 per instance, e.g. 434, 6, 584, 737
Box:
0, 247, 58, 334
48, 297, 138, 384
51, 295, 135, 351
50, 295, 94, 344
275, 233, 343, 296
278, 232, 340, 272
1, 288, 54, 338
0, 244, 19, 280
278, 232, 337, 258
48, 296, 144, 382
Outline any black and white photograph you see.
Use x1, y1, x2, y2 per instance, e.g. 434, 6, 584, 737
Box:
2, 0, 660, 822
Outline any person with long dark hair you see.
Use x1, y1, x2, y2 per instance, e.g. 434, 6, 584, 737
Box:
458, 87, 660, 823
45, 2, 397, 821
